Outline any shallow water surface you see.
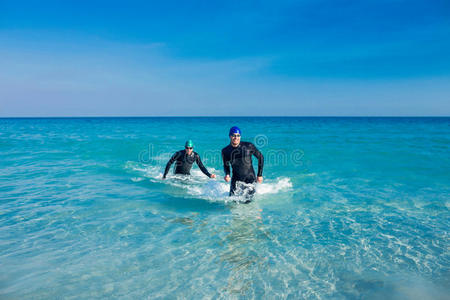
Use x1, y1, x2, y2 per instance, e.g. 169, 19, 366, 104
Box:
0, 117, 449, 299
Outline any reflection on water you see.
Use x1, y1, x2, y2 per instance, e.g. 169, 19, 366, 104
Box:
158, 200, 273, 297
218, 202, 271, 296
165, 213, 199, 227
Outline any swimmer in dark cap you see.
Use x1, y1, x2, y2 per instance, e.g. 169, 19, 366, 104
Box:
163, 140, 216, 179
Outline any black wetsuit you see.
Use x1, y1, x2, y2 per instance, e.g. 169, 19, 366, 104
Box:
221, 141, 264, 196
163, 150, 212, 179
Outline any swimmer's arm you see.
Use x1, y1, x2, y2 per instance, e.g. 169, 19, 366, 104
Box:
163, 152, 178, 179
222, 149, 231, 181
252, 144, 264, 178
195, 154, 213, 178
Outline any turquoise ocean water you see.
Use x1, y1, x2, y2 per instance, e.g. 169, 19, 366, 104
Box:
0, 117, 449, 299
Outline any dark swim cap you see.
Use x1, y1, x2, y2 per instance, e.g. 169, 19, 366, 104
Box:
185, 140, 194, 148
229, 126, 241, 136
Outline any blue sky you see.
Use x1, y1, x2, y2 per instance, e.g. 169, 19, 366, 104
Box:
1, 0, 449, 116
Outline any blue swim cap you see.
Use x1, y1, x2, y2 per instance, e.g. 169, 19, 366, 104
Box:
229, 126, 241, 136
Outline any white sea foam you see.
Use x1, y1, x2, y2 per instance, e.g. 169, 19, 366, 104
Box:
130, 177, 145, 182
125, 161, 164, 180
125, 161, 293, 202
256, 177, 293, 194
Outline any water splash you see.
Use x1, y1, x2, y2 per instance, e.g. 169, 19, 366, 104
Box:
125, 161, 293, 203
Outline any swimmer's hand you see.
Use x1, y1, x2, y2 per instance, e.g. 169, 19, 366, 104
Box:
257, 176, 263, 183
210, 174, 216, 179
224, 175, 231, 182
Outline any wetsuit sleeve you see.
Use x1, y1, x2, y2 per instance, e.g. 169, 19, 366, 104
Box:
222, 149, 231, 176
195, 154, 212, 178
251, 143, 264, 177
163, 152, 178, 178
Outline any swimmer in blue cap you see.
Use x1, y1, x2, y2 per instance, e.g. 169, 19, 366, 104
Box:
221, 126, 264, 200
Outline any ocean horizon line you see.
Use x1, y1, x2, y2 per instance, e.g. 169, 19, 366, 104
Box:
1, 115, 449, 119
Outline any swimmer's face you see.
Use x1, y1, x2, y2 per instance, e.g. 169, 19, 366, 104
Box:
229, 133, 241, 147
185, 147, 193, 155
